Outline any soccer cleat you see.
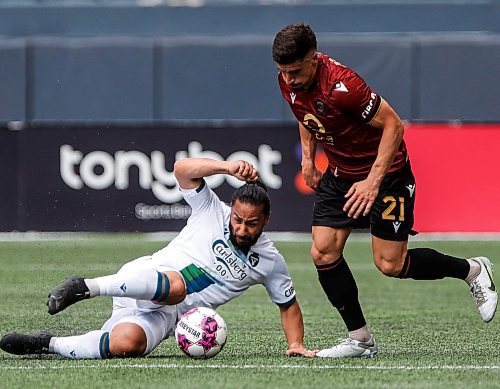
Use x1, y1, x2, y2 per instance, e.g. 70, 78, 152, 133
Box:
469, 257, 497, 323
316, 335, 378, 358
47, 275, 90, 315
0, 332, 53, 355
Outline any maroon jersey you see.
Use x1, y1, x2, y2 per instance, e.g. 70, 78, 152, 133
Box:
279, 52, 407, 179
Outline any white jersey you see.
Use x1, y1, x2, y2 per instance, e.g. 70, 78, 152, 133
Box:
149, 180, 296, 312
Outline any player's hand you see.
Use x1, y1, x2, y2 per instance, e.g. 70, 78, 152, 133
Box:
286, 345, 318, 358
344, 178, 380, 219
302, 165, 322, 191
228, 160, 259, 182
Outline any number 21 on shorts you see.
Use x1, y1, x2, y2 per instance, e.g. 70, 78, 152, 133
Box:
382, 196, 405, 221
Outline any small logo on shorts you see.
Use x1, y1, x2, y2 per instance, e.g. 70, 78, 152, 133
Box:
392, 222, 402, 233
406, 184, 415, 198
120, 283, 127, 292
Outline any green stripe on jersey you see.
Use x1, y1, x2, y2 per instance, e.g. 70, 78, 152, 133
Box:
180, 264, 216, 294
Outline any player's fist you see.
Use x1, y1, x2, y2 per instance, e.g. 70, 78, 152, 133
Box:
302, 165, 322, 191
228, 160, 259, 182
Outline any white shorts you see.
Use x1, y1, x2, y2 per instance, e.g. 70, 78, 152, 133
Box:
100, 256, 184, 355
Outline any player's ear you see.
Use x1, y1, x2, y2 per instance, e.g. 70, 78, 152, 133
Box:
312, 53, 318, 66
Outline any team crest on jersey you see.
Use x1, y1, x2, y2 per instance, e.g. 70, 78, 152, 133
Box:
315, 100, 327, 115
248, 252, 260, 267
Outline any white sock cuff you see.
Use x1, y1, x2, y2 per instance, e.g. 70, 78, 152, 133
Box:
94, 268, 160, 300
84, 278, 101, 297
53, 330, 111, 359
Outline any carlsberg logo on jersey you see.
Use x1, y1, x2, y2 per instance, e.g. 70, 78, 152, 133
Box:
60, 141, 282, 203
212, 239, 248, 281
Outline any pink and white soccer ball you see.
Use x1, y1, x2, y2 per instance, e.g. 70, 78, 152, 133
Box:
175, 307, 228, 359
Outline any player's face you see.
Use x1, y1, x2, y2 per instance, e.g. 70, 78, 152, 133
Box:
276, 50, 318, 91
229, 200, 269, 251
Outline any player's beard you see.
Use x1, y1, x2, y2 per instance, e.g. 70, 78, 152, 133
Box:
229, 223, 262, 253
291, 75, 316, 92
290, 83, 305, 91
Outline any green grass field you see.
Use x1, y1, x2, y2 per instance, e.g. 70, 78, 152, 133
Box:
1, 234, 499, 388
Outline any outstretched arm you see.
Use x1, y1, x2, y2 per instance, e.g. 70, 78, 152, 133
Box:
280, 301, 317, 357
174, 158, 259, 190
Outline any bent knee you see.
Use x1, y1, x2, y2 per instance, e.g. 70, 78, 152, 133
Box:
311, 244, 343, 266
374, 255, 404, 277
110, 323, 147, 357
310, 227, 350, 266
164, 271, 186, 305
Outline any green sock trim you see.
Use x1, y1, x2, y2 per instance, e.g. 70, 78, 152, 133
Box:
152, 271, 170, 302
99, 332, 112, 359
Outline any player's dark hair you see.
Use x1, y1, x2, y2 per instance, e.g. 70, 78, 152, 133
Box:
272, 23, 317, 64
231, 179, 271, 217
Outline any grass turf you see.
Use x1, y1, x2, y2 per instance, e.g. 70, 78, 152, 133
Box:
0, 235, 499, 388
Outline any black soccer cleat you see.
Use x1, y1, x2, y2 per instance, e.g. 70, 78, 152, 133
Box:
47, 275, 90, 315
0, 331, 53, 355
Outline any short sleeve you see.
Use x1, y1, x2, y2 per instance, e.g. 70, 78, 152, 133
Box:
180, 179, 224, 215
330, 71, 381, 123
263, 252, 296, 307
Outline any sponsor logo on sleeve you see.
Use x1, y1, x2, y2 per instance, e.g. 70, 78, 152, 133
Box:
362, 92, 378, 119
284, 286, 295, 298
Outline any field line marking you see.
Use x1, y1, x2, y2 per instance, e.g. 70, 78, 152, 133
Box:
1, 363, 499, 370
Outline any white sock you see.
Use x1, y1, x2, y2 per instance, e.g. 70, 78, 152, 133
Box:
465, 259, 481, 284
51, 330, 111, 359
85, 269, 169, 301
348, 325, 372, 343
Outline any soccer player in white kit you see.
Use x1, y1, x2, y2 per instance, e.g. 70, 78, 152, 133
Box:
1, 158, 316, 359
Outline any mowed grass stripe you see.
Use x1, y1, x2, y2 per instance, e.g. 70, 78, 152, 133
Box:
1, 363, 499, 370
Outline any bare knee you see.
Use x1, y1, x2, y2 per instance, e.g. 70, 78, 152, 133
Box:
311, 243, 342, 265
110, 323, 147, 357
373, 252, 406, 277
372, 237, 408, 278
163, 271, 186, 305
310, 227, 351, 266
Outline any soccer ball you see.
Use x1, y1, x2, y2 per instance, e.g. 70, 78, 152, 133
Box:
175, 307, 228, 359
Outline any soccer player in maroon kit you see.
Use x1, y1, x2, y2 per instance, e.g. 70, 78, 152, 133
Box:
272, 23, 498, 358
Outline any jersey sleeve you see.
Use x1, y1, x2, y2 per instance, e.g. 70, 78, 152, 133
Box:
263, 251, 296, 307
180, 179, 223, 215
329, 71, 381, 123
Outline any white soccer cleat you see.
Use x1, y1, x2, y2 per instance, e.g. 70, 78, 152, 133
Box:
316, 335, 378, 358
469, 257, 497, 323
